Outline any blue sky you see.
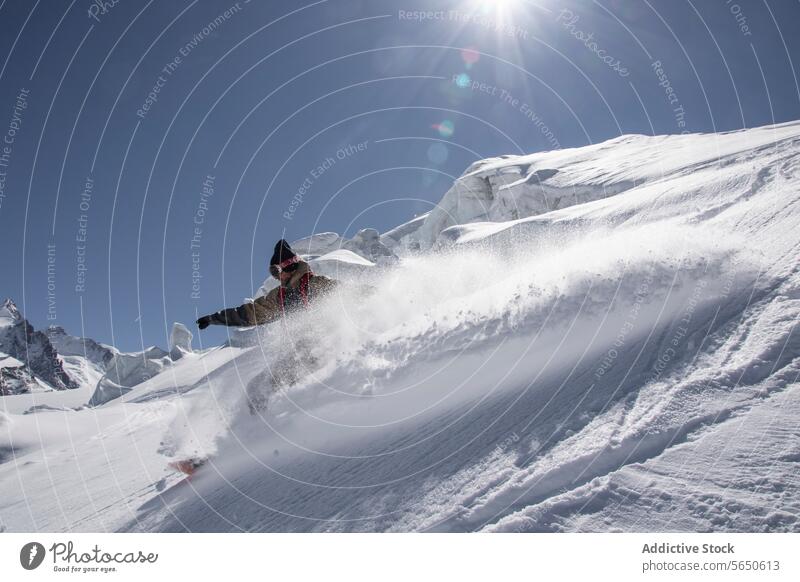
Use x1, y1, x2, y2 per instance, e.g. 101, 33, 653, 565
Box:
1, 0, 798, 351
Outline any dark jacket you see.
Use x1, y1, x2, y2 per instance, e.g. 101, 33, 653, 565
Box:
204, 262, 337, 328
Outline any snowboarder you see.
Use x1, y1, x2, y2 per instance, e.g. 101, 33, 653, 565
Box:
196, 239, 338, 330
195, 239, 338, 413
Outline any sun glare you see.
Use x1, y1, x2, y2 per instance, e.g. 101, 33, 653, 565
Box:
477, 0, 519, 15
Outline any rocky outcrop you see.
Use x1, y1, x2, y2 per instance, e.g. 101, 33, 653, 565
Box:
0, 353, 36, 395
0, 299, 77, 391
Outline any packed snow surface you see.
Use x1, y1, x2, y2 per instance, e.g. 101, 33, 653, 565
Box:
1, 122, 799, 532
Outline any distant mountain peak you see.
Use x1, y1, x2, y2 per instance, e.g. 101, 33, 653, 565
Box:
0, 298, 22, 326
0, 298, 77, 391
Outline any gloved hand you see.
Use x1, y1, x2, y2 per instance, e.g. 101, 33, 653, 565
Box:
196, 315, 212, 330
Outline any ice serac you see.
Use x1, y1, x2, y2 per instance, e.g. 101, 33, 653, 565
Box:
89, 346, 171, 406
410, 152, 640, 250
291, 229, 396, 263
308, 249, 376, 280
0, 299, 77, 391
290, 231, 342, 257
169, 323, 193, 360
410, 126, 799, 250
349, 228, 395, 263
380, 212, 429, 252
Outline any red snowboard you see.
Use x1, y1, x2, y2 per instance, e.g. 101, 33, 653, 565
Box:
167, 458, 206, 476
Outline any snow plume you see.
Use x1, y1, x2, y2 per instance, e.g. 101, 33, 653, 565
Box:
166, 221, 758, 464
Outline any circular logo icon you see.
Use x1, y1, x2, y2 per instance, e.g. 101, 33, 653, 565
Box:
20, 542, 46, 570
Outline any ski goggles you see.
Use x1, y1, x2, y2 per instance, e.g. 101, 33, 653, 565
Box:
269, 255, 301, 278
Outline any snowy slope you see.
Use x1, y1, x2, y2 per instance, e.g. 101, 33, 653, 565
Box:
1, 122, 799, 533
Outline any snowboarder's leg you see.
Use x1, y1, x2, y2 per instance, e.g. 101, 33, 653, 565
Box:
246, 357, 296, 414
246, 369, 272, 414
245, 340, 321, 415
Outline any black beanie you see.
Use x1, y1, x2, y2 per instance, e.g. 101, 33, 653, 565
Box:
270, 239, 297, 267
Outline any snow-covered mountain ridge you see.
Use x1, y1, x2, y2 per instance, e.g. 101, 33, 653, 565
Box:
2, 121, 799, 533
0, 299, 77, 394
0, 295, 202, 407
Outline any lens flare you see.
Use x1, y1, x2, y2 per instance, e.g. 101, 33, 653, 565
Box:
461, 47, 480, 66
455, 73, 471, 88
431, 120, 455, 138
427, 143, 449, 164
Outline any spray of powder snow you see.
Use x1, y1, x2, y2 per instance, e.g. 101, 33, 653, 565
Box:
164, 223, 761, 460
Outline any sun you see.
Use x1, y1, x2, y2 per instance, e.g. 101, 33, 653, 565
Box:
476, 0, 520, 14
467, 0, 528, 36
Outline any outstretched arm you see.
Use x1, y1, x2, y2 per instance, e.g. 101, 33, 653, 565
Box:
197, 290, 282, 329
197, 304, 255, 329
